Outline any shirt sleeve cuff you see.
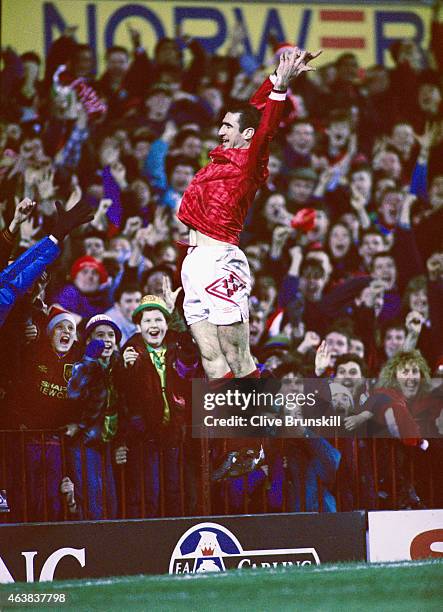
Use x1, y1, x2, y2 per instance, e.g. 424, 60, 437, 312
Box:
269, 90, 287, 101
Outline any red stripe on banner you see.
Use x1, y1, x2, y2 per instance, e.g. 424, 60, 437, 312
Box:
321, 37, 366, 49
320, 10, 365, 22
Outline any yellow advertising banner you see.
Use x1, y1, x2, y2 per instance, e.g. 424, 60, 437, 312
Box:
1, 0, 433, 71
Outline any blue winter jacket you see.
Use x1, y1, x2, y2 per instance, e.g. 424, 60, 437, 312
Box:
0, 236, 60, 328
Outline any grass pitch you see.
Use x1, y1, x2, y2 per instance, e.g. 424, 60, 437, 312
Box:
1, 559, 442, 611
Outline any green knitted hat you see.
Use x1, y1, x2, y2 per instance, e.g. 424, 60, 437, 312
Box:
132, 294, 170, 323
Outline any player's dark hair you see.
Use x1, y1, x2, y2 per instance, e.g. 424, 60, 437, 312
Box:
228, 103, 261, 132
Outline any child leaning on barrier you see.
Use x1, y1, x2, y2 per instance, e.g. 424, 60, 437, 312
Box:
66, 314, 126, 520
116, 294, 201, 518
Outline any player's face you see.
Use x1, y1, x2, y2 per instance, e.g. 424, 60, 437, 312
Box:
140, 309, 168, 347
51, 320, 76, 354
218, 112, 251, 149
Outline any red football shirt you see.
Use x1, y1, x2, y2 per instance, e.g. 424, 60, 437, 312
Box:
177, 77, 286, 245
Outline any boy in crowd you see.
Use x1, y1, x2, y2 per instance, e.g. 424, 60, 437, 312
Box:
118, 295, 200, 517
12, 307, 81, 521
67, 314, 124, 519
105, 282, 141, 346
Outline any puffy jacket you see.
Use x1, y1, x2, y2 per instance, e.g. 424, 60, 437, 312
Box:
0, 236, 59, 328
67, 351, 126, 445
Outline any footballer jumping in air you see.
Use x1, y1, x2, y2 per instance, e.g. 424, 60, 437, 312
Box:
178, 48, 321, 379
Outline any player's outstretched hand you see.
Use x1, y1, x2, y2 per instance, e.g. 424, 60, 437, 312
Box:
275, 48, 322, 89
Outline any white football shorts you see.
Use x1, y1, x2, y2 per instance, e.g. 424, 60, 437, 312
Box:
181, 245, 251, 326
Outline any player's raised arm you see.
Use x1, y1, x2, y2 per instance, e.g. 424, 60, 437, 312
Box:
247, 49, 322, 175
249, 47, 322, 109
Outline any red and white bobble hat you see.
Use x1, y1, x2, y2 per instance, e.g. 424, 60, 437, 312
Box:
46, 306, 77, 336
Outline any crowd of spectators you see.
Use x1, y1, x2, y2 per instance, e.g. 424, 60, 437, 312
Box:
0, 7, 442, 522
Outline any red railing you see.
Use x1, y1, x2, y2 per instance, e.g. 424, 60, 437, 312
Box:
0, 430, 437, 523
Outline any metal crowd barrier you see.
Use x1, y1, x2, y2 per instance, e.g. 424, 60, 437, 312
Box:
0, 430, 438, 523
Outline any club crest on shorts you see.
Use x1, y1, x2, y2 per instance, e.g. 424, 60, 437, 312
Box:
169, 521, 320, 574
205, 269, 246, 304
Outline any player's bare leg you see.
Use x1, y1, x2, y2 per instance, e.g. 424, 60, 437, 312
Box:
190, 320, 231, 379
218, 321, 256, 377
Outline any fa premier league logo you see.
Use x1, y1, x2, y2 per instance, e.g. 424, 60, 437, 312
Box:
169, 522, 320, 574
